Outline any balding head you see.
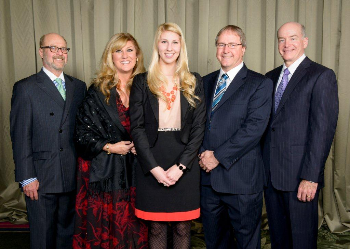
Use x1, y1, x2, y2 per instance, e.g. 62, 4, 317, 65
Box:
40, 33, 67, 48
39, 33, 68, 77
277, 22, 306, 38
277, 22, 308, 67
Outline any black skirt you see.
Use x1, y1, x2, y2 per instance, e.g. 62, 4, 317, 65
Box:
135, 131, 200, 221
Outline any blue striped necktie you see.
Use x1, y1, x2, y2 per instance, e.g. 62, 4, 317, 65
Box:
212, 73, 229, 112
55, 78, 66, 100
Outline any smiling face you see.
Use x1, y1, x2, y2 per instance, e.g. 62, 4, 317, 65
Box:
216, 30, 245, 72
277, 22, 308, 67
39, 33, 68, 76
112, 40, 137, 75
157, 31, 181, 67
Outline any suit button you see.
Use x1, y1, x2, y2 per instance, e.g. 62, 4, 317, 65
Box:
60, 148, 63, 151
59, 129, 63, 133
271, 128, 275, 132
50, 112, 54, 116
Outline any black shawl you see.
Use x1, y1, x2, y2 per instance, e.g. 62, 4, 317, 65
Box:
75, 85, 135, 192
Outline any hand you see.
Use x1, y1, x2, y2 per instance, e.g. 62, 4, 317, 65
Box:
199, 150, 219, 172
104, 141, 134, 155
150, 166, 175, 187
130, 146, 137, 155
23, 180, 39, 200
166, 165, 185, 183
297, 180, 318, 202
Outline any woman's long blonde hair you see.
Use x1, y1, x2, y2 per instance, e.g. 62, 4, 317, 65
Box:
93, 33, 145, 103
147, 23, 199, 108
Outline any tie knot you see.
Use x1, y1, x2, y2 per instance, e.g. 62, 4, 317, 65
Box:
284, 68, 290, 76
55, 78, 62, 84
222, 74, 229, 80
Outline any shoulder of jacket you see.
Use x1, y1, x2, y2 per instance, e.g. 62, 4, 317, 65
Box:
203, 70, 220, 82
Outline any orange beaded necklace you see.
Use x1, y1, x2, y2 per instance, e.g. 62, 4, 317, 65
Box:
160, 77, 179, 110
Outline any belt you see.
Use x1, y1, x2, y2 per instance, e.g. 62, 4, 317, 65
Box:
157, 128, 181, 132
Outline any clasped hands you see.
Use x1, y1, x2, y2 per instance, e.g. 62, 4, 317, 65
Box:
198, 150, 219, 173
150, 165, 185, 187
104, 141, 137, 155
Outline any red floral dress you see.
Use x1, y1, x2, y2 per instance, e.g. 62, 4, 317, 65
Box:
73, 96, 148, 249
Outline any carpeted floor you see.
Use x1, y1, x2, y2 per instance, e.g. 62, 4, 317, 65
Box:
0, 222, 349, 248
190, 222, 350, 249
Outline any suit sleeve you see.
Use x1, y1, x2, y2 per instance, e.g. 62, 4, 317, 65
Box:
300, 69, 339, 182
214, 77, 273, 170
130, 74, 158, 173
10, 82, 36, 182
178, 73, 206, 169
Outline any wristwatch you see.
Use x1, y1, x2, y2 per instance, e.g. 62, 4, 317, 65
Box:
177, 163, 186, 172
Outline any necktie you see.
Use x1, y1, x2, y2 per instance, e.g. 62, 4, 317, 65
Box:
212, 73, 229, 112
274, 68, 290, 112
55, 78, 66, 100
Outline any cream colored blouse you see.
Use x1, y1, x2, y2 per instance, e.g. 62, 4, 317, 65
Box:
158, 82, 181, 129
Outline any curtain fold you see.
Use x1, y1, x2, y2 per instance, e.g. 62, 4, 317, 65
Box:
0, 0, 349, 233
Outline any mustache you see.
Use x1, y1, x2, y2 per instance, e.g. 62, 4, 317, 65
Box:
53, 56, 65, 60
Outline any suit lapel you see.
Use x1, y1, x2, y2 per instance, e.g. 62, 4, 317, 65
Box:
206, 71, 220, 120
97, 87, 128, 135
214, 65, 247, 111
271, 66, 282, 99
274, 57, 311, 116
269, 66, 282, 117
60, 74, 76, 126
36, 70, 65, 108
147, 86, 159, 124
180, 90, 189, 129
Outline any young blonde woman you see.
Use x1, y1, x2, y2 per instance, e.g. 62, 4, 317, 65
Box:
130, 23, 206, 249
73, 33, 148, 249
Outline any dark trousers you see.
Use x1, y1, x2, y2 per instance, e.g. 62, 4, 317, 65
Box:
25, 190, 76, 249
264, 181, 319, 249
201, 185, 262, 249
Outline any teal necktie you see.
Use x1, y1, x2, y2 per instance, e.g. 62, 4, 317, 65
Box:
55, 78, 66, 100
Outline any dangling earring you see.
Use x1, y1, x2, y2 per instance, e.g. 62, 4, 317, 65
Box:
136, 58, 139, 62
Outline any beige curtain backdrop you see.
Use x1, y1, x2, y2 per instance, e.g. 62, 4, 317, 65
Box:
0, 0, 349, 233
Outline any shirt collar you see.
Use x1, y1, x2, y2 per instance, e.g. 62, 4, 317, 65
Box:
282, 54, 306, 76
42, 66, 65, 82
219, 62, 244, 82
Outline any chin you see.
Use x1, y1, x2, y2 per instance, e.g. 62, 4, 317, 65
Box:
282, 56, 293, 62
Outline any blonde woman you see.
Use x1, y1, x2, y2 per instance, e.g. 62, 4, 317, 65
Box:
130, 23, 206, 248
73, 33, 148, 249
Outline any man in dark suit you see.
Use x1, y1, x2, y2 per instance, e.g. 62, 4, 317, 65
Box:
199, 25, 273, 249
263, 22, 339, 249
10, 33, 86, 248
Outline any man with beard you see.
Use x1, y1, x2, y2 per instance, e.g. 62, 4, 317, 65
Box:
10, 33, 86, 248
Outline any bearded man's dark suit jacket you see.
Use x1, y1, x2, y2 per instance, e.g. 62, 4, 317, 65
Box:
200, 64, 273, 249
10, 69, 86, 248
263, 57, 338, 249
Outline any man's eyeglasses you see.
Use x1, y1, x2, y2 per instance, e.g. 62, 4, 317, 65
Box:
40, 46, 70, 54
216, 43, 242, 49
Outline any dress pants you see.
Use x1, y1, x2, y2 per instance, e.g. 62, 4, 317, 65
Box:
25, 190, 76, 249
264, 181, 319, 249
201, 185, 262, 249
